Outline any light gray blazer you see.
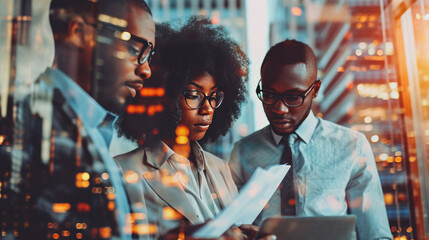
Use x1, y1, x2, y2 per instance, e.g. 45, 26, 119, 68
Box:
115, 141, 237, 239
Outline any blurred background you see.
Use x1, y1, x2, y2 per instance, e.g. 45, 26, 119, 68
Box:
2, 0, 429, 239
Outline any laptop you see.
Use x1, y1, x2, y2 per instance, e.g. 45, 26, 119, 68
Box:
256, 215, 357, 240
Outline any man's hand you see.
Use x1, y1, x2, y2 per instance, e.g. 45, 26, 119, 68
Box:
237, 224, 276, 240
161, 223, 276, 240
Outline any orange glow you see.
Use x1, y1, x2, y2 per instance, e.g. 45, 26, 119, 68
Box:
126, 104, 145, 114
77, 203, 91, 212
53, 233, 60, 239
76, 233, 83, 239
176, 136, 189, 145
94, 177, 102, 184
108, 201, 115, 211
387, 156, 394, 163
162, 207, 183, 220
52, 203, 71, 213
161, 175, 181, 187
107, 193, 115, 200
143, 171, 155, 179
395, 157, 402, 163
291, 6, 302, 16
99, 227, 112, 238
125, 170, 140, 184
76, 172, 89, 181
346, 81, 354, 90
157, 88, 165, 96
130, 224, 158, 235
384, 193, 394, 205
364, 56, 384, 62
406, 227, 413, 233
288, 199, 295, 206
176, 125, 190, 136
173, 144, 191, 159
130, 213, 146, 221
211, 15, 220, 24
76, 173, 90, 188
76, 180, 89, 188
62, 231, 70, 237
147, 105, 164, 116
140, 88, 165, 97
369, 65, 381, 70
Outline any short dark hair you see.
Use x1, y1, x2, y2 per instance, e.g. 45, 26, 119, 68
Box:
116, 16, 249, 145
49, 0, 151, 36
261, 39, 317, 73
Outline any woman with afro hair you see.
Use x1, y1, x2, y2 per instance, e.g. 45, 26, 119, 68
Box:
114, 17, 265, 239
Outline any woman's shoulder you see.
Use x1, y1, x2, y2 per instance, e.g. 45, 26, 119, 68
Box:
202, 150, 229, 171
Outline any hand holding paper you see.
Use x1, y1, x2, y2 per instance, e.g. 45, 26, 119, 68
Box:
193, 164, 290, 239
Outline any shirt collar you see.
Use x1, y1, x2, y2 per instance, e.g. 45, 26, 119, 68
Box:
271, 110, 318, 145
46, 68, 109, 128
144, 141, 176, 169
190, 140, 206, 172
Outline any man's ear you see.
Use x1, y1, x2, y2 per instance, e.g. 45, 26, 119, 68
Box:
313, 80, 321, 98
67, 16, 85, 48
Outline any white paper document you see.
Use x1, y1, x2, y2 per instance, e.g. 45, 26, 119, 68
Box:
193, 164, 290, 239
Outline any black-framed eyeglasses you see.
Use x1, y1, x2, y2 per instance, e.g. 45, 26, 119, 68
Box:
97, 22, 155, 65
256, 79, 320, 107
183, 90, 225, 109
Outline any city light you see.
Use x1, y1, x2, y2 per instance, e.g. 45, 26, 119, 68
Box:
291, 6, 302, 16
120, 31, 131, 41
162, 207, 183, 220
52, 203, 71, 213
371, 135, 379, 143
124, 170, 140, 184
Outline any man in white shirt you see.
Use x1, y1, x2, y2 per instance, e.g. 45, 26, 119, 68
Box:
229, 39, 392, 240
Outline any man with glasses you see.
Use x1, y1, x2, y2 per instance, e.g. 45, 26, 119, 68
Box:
228, 39, 392, 239
3, 0, 154, 239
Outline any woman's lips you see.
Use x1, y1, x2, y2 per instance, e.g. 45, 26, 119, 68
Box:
194, 123, 211, 131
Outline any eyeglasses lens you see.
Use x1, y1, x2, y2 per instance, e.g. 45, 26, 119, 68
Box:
185, 91, 224, 109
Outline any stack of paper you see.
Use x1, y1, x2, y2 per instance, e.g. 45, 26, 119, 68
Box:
193, 164, 290, 238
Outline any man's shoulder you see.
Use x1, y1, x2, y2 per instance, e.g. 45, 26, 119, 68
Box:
315, 117, 365, 142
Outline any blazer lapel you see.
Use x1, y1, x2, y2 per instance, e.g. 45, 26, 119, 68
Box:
203, 158, 233, 208
142, 144, 199, 224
